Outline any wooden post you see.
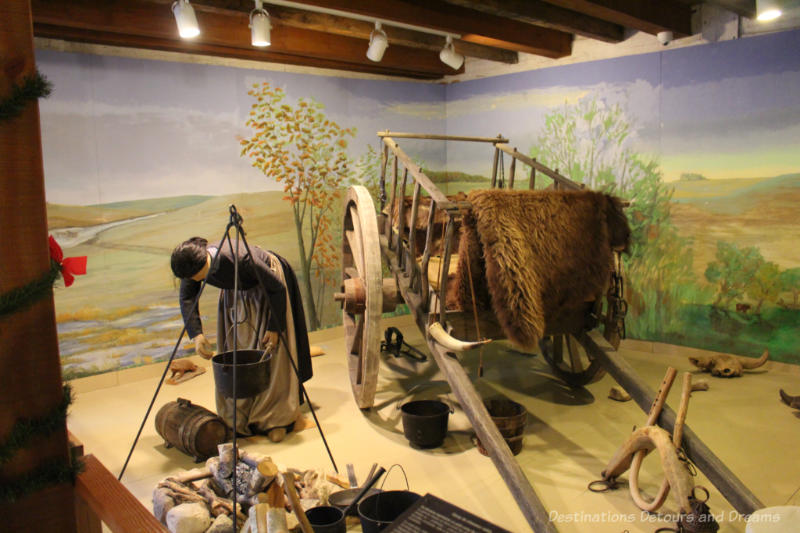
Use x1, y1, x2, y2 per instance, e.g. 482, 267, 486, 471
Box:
438, 216, 455, 321
385, 149, 398, 245
508, 148, 516, 189
406, 182, 421, 279
529, 165, 536, 190
0, 1, 77, 531
395, 168, 409, 267
379, 144, 388, 210
490, 147, 500, 188
419, 201, 437, 309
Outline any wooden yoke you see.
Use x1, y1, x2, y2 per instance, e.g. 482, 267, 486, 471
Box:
601, 368, 695, 514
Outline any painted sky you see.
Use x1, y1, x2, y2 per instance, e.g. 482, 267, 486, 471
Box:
427, 29, 800, 181
37, 50, 445, 205
37, 29, 800, 206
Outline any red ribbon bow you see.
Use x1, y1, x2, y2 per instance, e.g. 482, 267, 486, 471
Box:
48, 235, 87, 287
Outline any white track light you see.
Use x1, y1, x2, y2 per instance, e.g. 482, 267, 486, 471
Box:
439, 35, 464, 70
250, 1, 271, 47
172, 0, 200, 39
366, 22, 388, 62
756, 0, 783, 21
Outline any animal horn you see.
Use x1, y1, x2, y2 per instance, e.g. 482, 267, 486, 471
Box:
427, 322, 492, 352
780, 389, 800, 409
739, 349, 769, 370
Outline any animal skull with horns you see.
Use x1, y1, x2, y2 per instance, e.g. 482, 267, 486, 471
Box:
689, 349, 769, 378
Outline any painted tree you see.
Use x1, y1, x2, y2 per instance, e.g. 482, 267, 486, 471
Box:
354, 144, 426, 208
532, 96, 694, 338
779, 267, 800, 308
354, 143, 382, 205
534, 98, 632, 192
704, 241, 764, 309
747, 261, 782, 313
239, 82, 356, 329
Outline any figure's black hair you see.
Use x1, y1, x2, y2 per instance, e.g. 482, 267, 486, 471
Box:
171, 237, 208, 279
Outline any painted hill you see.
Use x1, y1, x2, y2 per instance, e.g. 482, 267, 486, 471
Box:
671, 173, 800, 215
47, 195, 212, 228
425, 170, 489, 183
670, 173, 800, 277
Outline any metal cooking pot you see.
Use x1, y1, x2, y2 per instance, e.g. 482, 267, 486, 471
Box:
212, 349, 271, 398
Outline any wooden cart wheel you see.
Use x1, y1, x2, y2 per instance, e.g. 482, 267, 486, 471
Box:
539, 333, 606, 387
337, 186, 383, 409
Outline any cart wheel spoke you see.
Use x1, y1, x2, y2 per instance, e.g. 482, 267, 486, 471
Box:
345, 227, 364, 278
344, 266, 359, 280
566, 335, 584, 373
350, 316, 364, 356
552, 335, 564, 366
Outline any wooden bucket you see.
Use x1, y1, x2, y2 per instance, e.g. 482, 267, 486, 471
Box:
476, 398, 527, 456
155, 398, 228, 462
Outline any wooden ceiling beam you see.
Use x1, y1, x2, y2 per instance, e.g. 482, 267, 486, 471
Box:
155, 0, 518, 63
542, 0, 693, 36
440, 0, 625, 43
33, 24, 442, 79
284, 0, 573, 57
257, 5, 519, 63
31, 0, 455, 78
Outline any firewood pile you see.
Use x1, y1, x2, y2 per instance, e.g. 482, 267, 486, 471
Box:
153, 443, 345, 533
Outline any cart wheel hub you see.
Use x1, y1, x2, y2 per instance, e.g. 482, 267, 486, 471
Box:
335, 277, 366, 314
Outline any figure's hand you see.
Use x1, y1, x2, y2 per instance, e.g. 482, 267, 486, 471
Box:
262, 330, 279, 351
193, 334, 214, 359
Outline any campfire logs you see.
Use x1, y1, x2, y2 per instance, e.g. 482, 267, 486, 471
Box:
153, 444, 343, 532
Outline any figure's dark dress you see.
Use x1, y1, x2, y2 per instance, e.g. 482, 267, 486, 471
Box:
178, 241, 311, 435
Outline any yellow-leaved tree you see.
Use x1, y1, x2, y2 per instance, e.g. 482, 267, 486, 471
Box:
239, 83, 356, 329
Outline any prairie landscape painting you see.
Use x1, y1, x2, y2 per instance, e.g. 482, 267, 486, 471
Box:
442, 29, 800, 364
39, 50, 444, 379
40, 29, 800, 379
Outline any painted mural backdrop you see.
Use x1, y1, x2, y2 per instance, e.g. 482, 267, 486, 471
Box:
441, 29, 800, 364
39, 50, 444, 379
40, 29, 800, 379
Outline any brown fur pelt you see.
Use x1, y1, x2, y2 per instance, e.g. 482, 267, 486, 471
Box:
455, 189, 630, 349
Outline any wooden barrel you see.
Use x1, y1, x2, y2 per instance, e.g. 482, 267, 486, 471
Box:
155, 398, 228, 462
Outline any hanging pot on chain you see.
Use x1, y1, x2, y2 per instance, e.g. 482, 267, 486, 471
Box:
212, 349, 272, 398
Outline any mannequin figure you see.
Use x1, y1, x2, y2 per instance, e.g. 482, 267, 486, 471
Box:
171, 237, 312, 442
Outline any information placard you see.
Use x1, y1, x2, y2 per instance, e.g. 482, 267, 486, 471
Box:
383, 493, 512, 533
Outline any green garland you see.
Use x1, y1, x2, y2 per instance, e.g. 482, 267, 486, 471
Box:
0, 385, 73, 466
0, 260, 61, 318
0, 385, 83, 503
0, 70, 59, 317
0, 70, 52, 123
0, 458, 84, 503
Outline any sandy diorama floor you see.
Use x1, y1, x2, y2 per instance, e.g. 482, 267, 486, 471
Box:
68, 314, 800, 533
